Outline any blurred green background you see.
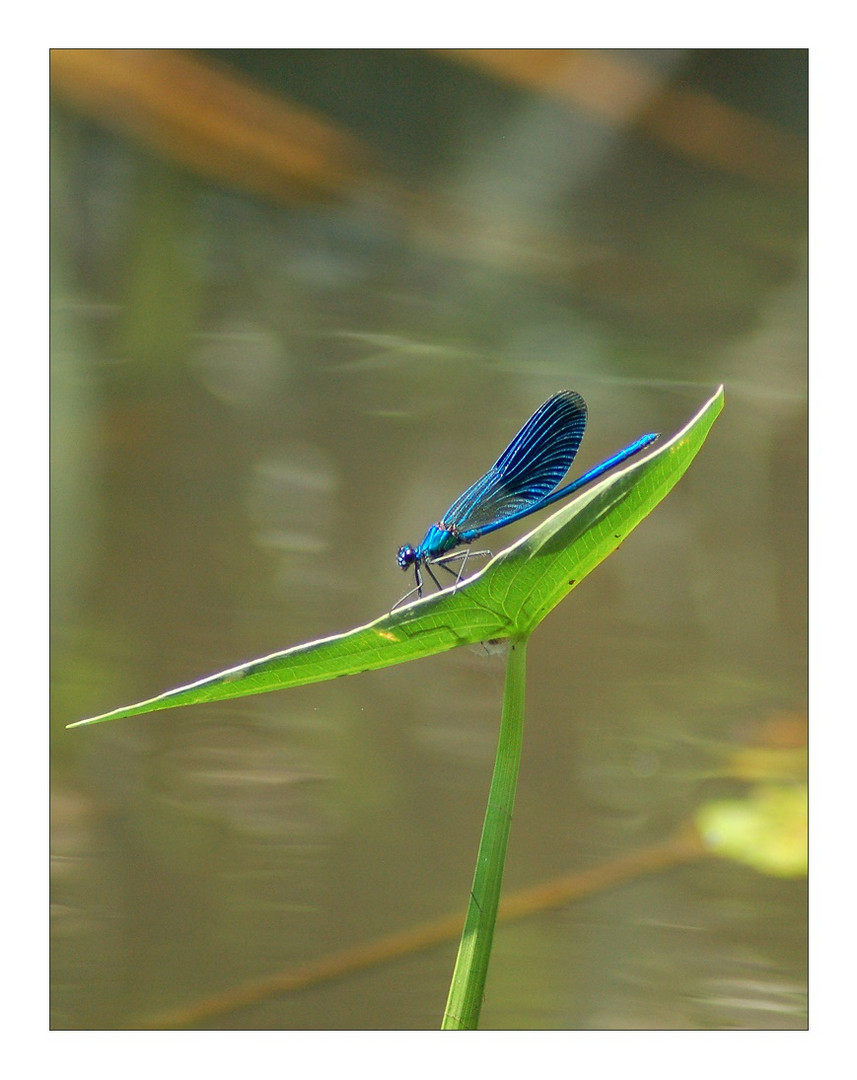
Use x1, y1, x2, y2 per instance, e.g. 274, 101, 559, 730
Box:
50, 48, 807, 1030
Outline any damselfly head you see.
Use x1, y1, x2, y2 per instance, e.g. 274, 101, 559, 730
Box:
397, 544, 417, 570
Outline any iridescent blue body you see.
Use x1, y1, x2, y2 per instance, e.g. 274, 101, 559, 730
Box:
395, 390, 658, 605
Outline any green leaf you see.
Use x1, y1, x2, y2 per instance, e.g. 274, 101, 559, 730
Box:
695, 783, 807, 879
68, 386, 724, 728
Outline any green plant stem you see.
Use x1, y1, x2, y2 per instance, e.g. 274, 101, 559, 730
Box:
442, 635, 529, 1030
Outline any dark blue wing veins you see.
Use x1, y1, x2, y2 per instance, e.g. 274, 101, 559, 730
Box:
442, 389, 588, 534
396, 390, 658, 602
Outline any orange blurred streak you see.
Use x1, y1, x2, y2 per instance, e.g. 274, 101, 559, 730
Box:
50, 49, 371, 204
727, 710, 807, 783
442, 49, 806, 187
134, 823, 704, 1028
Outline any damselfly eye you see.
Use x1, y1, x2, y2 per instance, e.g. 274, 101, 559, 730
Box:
397, 545, 416, 570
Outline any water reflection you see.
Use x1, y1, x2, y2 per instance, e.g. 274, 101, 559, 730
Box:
247, 446, 344, 598
51, 48, 806, 1030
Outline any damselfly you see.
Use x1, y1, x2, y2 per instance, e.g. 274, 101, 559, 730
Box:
395, 390, 657, 606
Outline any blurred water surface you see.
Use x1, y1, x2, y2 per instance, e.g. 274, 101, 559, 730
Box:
51, 48, 806, 1030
